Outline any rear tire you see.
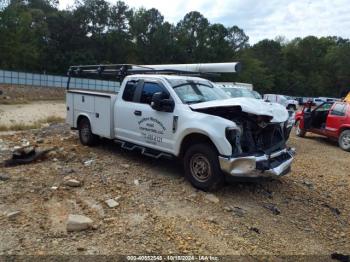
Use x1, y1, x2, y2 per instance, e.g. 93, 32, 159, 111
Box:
339, 130, 350, 152
183, 143, 225, 191
78, 117, 98, 146
295, 120, 306, 137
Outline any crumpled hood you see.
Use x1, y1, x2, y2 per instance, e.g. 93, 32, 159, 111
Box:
189, 97, 289, 123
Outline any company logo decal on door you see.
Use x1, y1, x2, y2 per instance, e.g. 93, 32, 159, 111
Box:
138, 117, 166, 145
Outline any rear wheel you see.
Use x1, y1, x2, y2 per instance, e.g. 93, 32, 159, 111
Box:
295, 120, 306, 137
339, 130, 350, 152
184, 143, 225, 191
78, 117, 98, 146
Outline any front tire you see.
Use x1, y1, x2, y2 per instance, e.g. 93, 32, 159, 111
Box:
78, 118, 98, 146
295, 120, 306, 137
339, 130, 350, 152
184, 143, 225, 191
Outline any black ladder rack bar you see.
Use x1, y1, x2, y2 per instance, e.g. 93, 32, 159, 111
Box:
66, 64, 220, 90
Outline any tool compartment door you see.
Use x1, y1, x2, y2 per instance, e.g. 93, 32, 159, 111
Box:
66, 92, 74, 126
93, 95, 112, 138
73, 93, 94, 112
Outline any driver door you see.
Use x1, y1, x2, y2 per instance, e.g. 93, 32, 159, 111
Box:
302, 105, 312, 130
133, 81, 176, 153
309, 102, 332, 134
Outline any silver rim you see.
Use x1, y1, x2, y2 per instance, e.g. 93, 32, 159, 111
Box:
342, 133, 350, 147
190, 153, 211, 182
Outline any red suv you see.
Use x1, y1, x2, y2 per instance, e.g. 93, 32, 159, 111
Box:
295, 101, 350, 151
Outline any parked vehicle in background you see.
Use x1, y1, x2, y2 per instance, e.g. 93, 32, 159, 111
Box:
295, 97, 314, 106
310, 98, 324, 106
215, 82, 261, 99
218, 85, 261, 99
295, 101, 350, 151
66, 63, 295, 191
263, 94, 298, 111
318, 97, 341, 103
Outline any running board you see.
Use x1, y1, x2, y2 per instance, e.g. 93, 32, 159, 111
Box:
114, 140, 173, 159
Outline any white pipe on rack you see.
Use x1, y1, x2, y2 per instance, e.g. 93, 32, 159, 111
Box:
132, 62, 240, 73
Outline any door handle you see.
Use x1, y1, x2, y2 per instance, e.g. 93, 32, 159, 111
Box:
134, 110, 142, 116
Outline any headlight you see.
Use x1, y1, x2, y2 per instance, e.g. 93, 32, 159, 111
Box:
225, 127, 242, 155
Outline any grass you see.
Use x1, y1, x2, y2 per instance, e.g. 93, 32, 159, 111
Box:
0, 84, 65, 105
0, 98, 65, 105
0, 99, 30, 105
0, 116, 65, 131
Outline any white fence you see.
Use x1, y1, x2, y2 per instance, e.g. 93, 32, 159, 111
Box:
0, 69, 120, 92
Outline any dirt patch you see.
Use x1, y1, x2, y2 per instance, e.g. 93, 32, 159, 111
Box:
0, 124, 349, 256
0, 101, 65, 129
0, 85, 65, 104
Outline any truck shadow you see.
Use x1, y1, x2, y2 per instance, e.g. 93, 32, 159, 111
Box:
95, 138, 279, 190
96, 138, 183, 179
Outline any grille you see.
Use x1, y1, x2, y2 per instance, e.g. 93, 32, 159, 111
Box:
240, 123, 286, 154
256, 124, 285, 152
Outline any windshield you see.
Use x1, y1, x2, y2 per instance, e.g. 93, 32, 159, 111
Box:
167, 79, 229, 104
222, 88, 257, 99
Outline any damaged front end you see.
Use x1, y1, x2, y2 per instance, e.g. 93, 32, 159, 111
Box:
191, 98, 295, 178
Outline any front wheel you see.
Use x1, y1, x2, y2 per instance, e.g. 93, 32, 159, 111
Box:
295, 120, 306, 137
184, 143, 225, 191
339, 130, 350, 152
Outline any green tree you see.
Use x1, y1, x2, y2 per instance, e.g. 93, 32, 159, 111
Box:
129, 8, 176, 63
226, 25, 249, 52
325, 41, 350, 97
175, 11, 210, 62
0, 0, 49, 71
206, 24, 233, 62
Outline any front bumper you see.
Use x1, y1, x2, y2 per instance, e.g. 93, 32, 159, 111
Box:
219, 148, 295, 178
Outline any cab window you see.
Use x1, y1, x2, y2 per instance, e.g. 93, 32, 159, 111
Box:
140, 82, 165, 105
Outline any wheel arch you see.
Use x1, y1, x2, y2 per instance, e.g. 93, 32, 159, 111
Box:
76, 113, 91, 128
338, 125, 350, 136
178, 133, 219, 159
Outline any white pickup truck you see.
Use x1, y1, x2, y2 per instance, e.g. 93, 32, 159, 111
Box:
66, 64, 295, 191
263, 94, 298, 111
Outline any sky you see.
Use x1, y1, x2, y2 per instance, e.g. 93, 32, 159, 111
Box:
59, 0, 350, 44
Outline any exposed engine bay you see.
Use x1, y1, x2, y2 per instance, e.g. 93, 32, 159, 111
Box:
193, 106, 292, 156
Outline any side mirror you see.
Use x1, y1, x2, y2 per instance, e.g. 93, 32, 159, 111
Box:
151, 92, 175, 112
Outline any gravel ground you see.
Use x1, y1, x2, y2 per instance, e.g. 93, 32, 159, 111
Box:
0, 124, 349, 257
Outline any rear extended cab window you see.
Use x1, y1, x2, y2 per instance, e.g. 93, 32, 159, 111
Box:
330, 103, 346, 116
122, 80, 138, 102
